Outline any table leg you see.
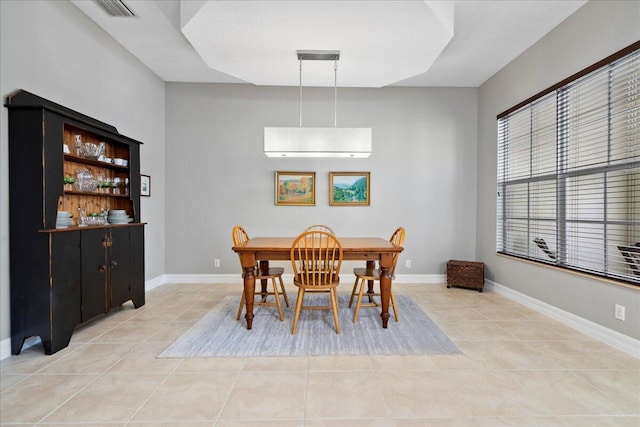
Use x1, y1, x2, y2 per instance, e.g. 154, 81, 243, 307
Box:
243, 266, 256, 329
379, 254, 393, 328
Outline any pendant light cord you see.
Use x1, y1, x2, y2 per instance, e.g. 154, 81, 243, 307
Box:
299, 59, 303, 127
298, 52, 339, 128
334, 59, 338, 127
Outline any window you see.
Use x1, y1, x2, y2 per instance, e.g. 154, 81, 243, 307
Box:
497, 43, 639, 285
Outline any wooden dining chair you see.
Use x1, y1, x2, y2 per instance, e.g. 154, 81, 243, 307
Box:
302, 225, 337, 272
618, 244, 640, 277
534, 237, 556, 260
232, 225, 289, 321
349, 227, 405, 322
304, 224, 335, 234
290, 230, 343, 334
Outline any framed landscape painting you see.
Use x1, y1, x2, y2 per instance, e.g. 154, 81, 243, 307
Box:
275, 171, 315, 206
329, 172, 370, 206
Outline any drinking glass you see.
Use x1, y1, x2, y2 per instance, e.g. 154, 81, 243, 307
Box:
113, 177, 121, 195
97, 174, 104, 194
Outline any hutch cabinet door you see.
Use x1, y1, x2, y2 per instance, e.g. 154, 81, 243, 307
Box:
129, 225, 146, 308
109, 227, 131, 308
49, 232, 82, 353
81, 229, 108, 322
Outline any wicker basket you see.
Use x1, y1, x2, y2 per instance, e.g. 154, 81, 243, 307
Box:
447, 260, 485, 292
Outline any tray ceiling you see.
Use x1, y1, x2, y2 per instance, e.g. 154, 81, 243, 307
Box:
70, 0, 587, 88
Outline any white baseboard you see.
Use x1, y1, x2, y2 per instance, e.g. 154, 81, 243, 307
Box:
485, 279, 640, 359
159, 273, 445, 285
0, 336, 41, 361
0, 338, 9, 360
145, 274, 167, 291
161, 274, 241, 284
395, 274, 446, 284
4, 274, 637, 360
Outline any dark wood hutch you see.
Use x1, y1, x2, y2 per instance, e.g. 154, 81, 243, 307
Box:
6, 90, 145, 355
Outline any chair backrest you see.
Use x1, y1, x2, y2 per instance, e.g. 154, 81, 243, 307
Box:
291, 230, 343, 286
534, 237, 556, 260
304, 224, 335, 234
390, 227, 406, 275
232, 225, 249, 246
618, 245, 640, 276
232, 225, 254, 274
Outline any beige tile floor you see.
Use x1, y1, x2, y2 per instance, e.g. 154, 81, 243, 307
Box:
1, 282, 638, 426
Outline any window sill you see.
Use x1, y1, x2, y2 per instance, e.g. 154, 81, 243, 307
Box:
496, 252, 640, 291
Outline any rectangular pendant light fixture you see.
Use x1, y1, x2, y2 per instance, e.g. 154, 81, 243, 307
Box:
264, 127, 371, 158
264, 50, 372, 158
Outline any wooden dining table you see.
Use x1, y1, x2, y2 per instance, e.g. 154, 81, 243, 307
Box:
232, 236, 403, 330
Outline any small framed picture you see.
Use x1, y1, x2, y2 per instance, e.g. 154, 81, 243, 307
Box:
329, 172, 370, 206
275, 171, 315, 206
141, 174, 151, 197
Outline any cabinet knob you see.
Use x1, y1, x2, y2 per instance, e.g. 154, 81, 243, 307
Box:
102, 237, 112, 248
110, 260, 118, 268
98, 265, 107, 273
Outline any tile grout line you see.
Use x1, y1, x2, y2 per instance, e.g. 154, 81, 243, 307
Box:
27, 293, 200, 425
122, 293, 209, 424
302, 358, 310, 427
565, 368, 640, 415
123, 358, 187, 425
31, 339, 144, 426
210, 359, 246, 425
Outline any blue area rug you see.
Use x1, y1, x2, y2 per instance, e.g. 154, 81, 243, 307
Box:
159, 294, 462, 357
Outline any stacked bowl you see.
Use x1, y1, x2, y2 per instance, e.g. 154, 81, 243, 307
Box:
107, 210, 133, 224
56, 211, 74, 228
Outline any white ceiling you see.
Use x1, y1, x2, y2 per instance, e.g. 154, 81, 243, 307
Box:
70, 0, 588, 88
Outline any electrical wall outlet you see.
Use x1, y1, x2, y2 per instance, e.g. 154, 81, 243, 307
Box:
214, 259, 220, 268
405, 259, 411, 268
615, 304, 625, 321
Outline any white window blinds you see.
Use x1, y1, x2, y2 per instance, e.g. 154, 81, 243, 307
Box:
497, 43, 639, 284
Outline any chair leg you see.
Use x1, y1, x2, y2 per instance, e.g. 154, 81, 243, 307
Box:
278, 276, 289, 307
271, 278, 284, 321
390, 291, 399, 322
237, 289, 246, 320
330, 288, 340, 334
291, 288, 305, 334
352, 278, 367, 323
349, 276, 359, 308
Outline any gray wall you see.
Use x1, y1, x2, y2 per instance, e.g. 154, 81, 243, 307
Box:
476, 0, 640, 339
165, 83, 478, 275
0, 1, 166, 343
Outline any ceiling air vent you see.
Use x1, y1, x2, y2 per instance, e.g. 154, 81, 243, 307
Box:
93, 0, 136, 17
